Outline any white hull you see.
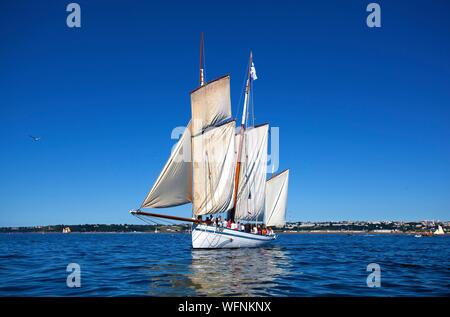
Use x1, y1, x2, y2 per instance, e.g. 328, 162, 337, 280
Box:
192, 224, 276, 249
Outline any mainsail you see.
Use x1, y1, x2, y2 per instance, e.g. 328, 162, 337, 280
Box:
264, 169, 289, 227
141, 122, 193, 208
234, 124, 269, 221
192, 120, 236, 216
190, 75, 232, 135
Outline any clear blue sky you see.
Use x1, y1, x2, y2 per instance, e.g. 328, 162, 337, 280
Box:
1, 0, 449, 226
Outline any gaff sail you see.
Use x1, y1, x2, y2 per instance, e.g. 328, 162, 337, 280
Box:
234, 124, 269, 221
192, 120, 236, 216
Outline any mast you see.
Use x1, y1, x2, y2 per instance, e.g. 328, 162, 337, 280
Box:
229, 51, 253, 222
199, 32, 205, 86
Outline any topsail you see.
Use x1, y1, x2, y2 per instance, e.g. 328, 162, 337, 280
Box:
190, 75, 232, 135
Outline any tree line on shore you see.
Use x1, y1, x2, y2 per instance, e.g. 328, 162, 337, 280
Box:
0, 221, 447, 233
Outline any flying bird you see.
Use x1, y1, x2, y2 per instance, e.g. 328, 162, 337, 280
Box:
29, 135, 41, 141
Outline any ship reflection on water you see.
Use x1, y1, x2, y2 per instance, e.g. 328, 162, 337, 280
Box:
145, 245, 290, 296
188, 247, 290, 296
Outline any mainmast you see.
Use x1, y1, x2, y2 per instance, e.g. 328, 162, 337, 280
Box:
199, 32, 205, 86
229, 51, 253, 222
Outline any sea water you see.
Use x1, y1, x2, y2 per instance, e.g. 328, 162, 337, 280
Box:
0, 233, 448, 296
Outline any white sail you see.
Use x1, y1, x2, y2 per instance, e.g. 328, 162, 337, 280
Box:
264, 169, 289, 227
192, 120, 236, 216
190, 75, 232, 135
141, 122, 192, 208
434, 225, 445, 235
234, 124, 269, 221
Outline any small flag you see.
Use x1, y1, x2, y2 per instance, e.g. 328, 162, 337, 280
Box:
250, 62, 258, 80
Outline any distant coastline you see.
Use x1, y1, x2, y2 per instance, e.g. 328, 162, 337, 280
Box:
0, 221, 448, 235
1, 231, 447, 235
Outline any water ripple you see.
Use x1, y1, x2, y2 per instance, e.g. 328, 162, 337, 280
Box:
0, 233, 449, 296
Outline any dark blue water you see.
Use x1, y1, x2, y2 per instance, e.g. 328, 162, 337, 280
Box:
0, 233, 448, 296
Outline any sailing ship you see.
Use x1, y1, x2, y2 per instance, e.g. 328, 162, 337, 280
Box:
433, 225, 445, 235
415, 225, 446, 237
130, 34, 289, 249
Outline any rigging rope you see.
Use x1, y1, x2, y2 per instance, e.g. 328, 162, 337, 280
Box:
134, 213, 180, 227
251, 79, 255, 128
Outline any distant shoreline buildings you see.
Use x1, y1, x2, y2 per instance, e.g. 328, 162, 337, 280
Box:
0, 221, 448, 234
283, 220, 449, 234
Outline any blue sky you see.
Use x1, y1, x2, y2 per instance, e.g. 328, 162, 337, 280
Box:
0, 0, 449, 226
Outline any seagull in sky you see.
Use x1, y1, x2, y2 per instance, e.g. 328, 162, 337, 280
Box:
29, 135, 41, 141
